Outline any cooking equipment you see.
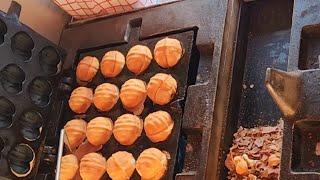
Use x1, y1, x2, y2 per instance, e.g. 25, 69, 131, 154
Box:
0, 0, 230, 179
0, 1, 65, 179
60, 29, 195, 180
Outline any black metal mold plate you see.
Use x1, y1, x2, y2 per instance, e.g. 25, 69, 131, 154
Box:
58, 0, 229, 179
279, 0, 320, 179
61, 30, 194, 180
0, 11, 65, 179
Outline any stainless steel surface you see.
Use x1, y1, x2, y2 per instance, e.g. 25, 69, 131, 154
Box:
55, 129, 65, 180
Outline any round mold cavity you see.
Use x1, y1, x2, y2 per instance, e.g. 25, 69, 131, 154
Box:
11, 32, 34, 62
8, 143, 35, 177
19, 110, 43, 141
28, 77, 52, 107
0, 64, 25, 94
39, 46, 62, 75
0, 97, 15, 128
0, 19, 7, 45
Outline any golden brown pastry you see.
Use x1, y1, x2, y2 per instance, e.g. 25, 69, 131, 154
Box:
106, 151, 135, 180
76, 56, 99, 83
120, 79, 146, 115
93, 83, 119, 112
144, 111, 174, 143
154, 37, 183, 68
136, 148, 168, 180
80, 153, 106, 180
86, 117, 113, 146
126, 45, 152, 75
147, 73, 177, 105
60, 154, 79, 180
64, 119, 87, 150
69, 87, 93, 114
101, 51, 125, 78
113, 114, 143, 146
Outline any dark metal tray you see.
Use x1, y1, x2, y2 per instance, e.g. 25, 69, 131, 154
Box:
217, 0, 294, 179
61, 29, 195, 180
54, 0, 230, 179
0, 2, 65, 179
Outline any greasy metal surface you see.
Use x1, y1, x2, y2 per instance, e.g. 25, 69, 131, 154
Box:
57, 0, 229, 179
292, 120, 320, 173
266, 69, 320, 179
218, 0, 294, 179
0, 2, 65, 179
267, 0, 320, 179
237, 0, 292, 127
288, 0, 320, 71
61, 30, 194, 180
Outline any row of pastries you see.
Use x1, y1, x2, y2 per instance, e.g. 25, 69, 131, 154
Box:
64, 111, 174, 149
76, 37, 183, 84
69, 74, 177, 115
60, 148, 168, 180
62, 112, 172, 180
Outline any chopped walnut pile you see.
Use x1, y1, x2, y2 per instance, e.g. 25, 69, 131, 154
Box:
225, 120, 283, 180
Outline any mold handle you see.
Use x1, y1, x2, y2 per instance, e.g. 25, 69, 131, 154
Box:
7, 1, 21, 19
265, 68, 301, 118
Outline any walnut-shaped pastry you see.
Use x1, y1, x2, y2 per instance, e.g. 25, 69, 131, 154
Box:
126, 45, 152, 75
101, 51, 125, 78
76, 56, 99, 83
113, 114, 143, 146
147, 73, 177, 105
154, 37, 183, 68
64, 119, 87, 150
80, 153, 106, 180
106, 151, 135, 180
93, 83, 119, 112
60, 154, 79, 180
86, 117, 113, 146
136, 148, 168, 180
144, 111, 174, 143
69, 87, 93, 114
120, 79, 146, 115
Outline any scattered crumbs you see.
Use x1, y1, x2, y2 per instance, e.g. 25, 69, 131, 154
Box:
186, 143, 193, 153
315, 142, 320, 156
243, 84, 247, 90
250, 84, 255, 89
225, 119, 283, 179
308, 160, 315, 167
